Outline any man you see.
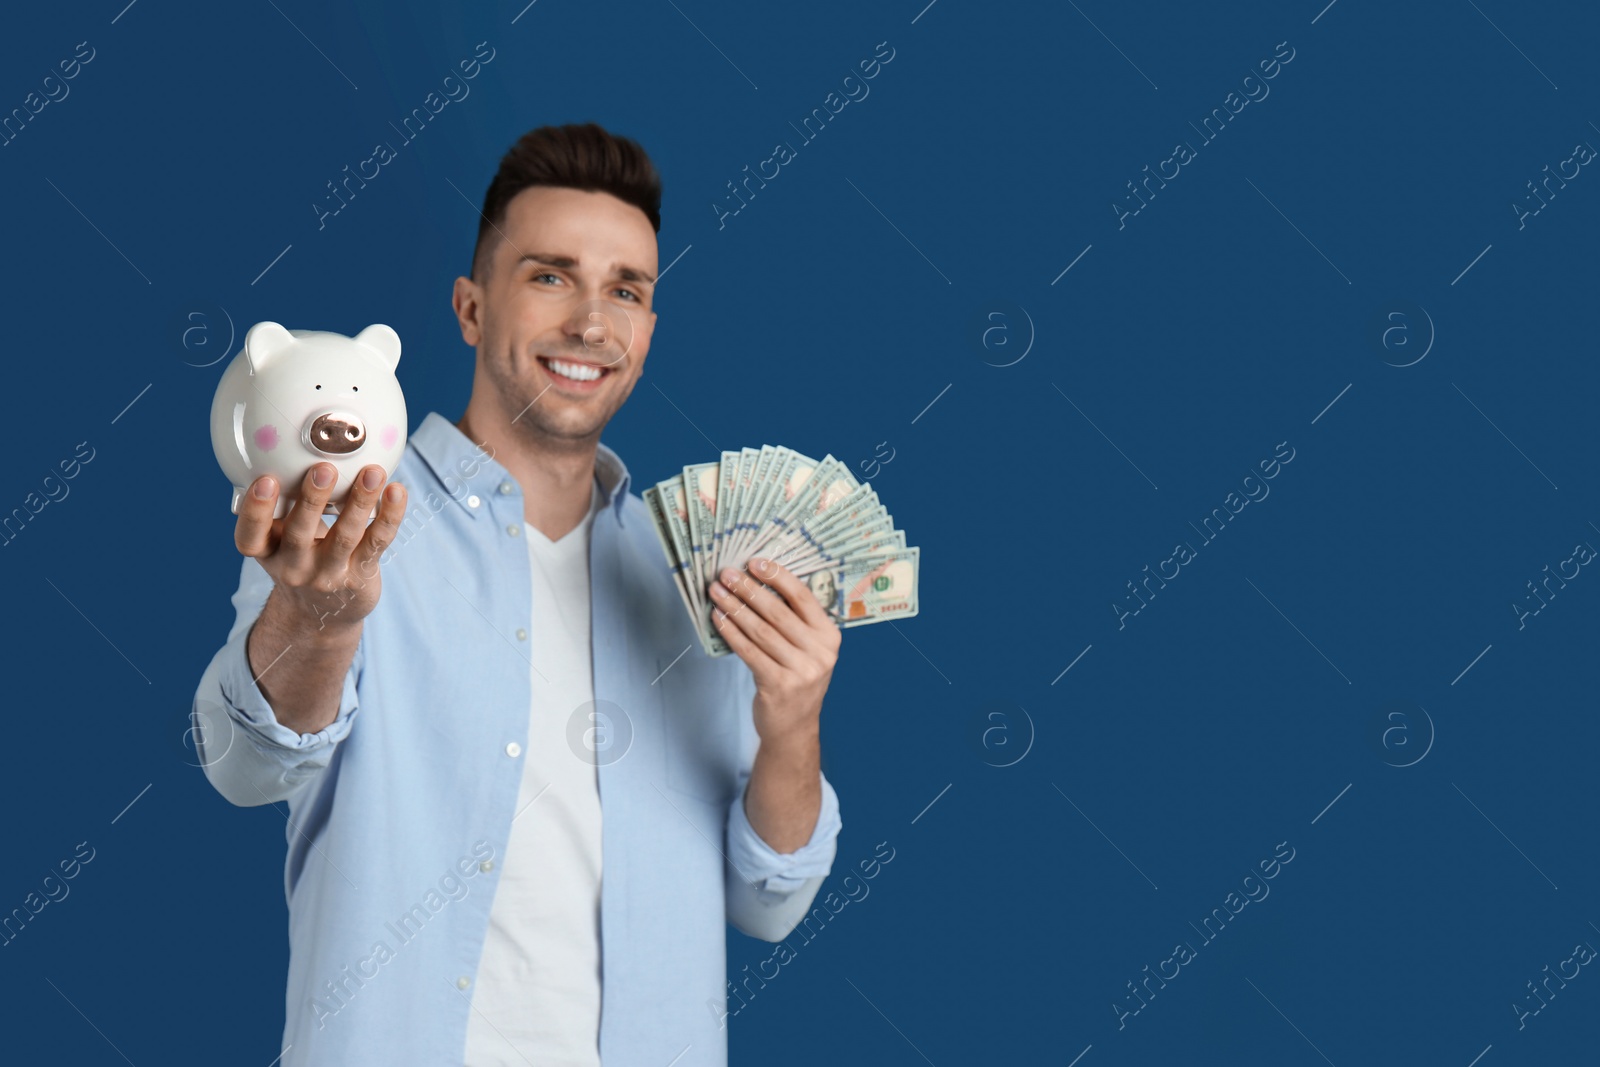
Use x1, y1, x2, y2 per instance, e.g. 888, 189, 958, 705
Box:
191, 122, 844, 1067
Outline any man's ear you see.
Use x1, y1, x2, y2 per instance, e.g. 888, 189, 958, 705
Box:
452, 275, 483, 346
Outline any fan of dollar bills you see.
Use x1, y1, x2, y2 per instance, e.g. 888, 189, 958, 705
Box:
644, 446, 921, 657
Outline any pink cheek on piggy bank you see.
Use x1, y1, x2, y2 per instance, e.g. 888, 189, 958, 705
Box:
253, 425, 280, 451
380, 425, 399, 449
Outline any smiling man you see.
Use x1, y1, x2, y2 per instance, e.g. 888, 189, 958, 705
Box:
191, 123, 844, 1067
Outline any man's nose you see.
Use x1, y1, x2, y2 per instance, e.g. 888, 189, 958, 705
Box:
562, 301, 634, 364
307, 411, 367, 455
567, 308, 617, 350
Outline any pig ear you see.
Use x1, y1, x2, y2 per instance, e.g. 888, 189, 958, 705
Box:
353, 323, 402, 371
244, 321, 296, 374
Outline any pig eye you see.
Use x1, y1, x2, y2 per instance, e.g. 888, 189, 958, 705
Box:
315, 384, 322, 390
352, 386, 359, 392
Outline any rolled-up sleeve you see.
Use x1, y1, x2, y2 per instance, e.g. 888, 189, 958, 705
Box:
722, 666, 842, 941
726, 770, 842, 895
192, 554, 363, 807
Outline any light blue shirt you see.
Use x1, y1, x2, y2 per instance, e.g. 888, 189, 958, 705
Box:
191, 411, 843, 1067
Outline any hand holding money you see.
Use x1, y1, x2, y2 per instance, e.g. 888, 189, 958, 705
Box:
645, 445, 921, 658
707, 556, 841, 742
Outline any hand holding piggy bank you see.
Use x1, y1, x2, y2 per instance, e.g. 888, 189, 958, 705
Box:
210, 321, 408, 518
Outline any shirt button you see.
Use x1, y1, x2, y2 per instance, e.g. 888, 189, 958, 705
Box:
506, 524, 521, 537
515, 628, 528, 641
505, 742, 522, 758
466, 494, 481, 508
498, 481, 514, 495
456, 976, 471, 990
479, 860, 494, 873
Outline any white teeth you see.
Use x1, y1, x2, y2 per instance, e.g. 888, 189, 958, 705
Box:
546, 358, 602, 382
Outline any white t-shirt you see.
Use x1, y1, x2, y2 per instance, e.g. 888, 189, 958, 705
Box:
465, 478, 604, 1066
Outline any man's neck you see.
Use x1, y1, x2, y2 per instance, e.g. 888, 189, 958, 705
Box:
455, 408, 597, 543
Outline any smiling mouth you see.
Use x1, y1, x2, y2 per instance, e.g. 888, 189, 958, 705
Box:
537, 354, 615, 385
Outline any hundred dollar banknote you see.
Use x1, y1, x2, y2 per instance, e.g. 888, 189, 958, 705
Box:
647, 447, 920, 657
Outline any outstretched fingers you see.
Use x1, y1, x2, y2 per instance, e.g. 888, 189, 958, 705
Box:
351, 480, 408, 580
235, 475, 281, 558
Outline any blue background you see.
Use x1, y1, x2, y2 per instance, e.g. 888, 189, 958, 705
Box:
1, 0, 1596, 1063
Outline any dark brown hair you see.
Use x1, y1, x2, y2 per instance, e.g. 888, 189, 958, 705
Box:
471, 122, 662, 280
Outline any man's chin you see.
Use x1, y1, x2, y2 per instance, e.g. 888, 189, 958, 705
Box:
499, 367, 632, 441
509, 405, 609, 443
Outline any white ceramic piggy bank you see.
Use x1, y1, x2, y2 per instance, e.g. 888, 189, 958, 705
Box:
210, 321, 408, 518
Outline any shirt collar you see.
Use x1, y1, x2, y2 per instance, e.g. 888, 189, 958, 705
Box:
408, 411, 632, 526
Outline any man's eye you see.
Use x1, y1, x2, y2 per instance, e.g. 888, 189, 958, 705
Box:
615, 289, 639, 302
534, 272, 561, 285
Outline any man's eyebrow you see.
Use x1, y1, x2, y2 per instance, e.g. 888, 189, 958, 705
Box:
516, 252, 657, 285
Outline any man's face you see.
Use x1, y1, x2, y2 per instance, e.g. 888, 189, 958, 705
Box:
455, 185, 659, 446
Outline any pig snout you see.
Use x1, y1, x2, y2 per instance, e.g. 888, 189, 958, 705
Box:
307, 411, 367, 455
